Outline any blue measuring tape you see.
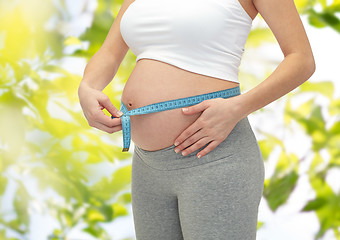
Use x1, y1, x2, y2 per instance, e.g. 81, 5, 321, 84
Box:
111, 86, 240, 152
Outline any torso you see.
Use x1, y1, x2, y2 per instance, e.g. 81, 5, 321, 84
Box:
120, 0, 258, 151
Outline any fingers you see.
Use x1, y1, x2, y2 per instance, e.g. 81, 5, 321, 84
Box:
90, 109, 122, 128
89, 119, 123, 134
78, 84, 124, 133
97, 94, 123, 118
197, 140, 219, 158
174, 118, 203, 146
174, 130, 204, 153
181, 100, 209, 115
90, 92, 123, 129
183, 137, 212, 157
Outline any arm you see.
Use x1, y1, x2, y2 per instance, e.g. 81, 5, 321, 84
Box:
79, 0, 135, 91
172, 0, 316, 158
77, 0, 135, 134
234, 0, 316, 119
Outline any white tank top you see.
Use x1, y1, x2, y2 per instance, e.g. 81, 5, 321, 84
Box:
120, 0, 253, 83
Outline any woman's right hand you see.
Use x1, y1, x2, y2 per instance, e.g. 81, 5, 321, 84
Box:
78, 82, 123, 134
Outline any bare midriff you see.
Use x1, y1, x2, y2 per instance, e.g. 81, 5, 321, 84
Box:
121, 58, 239, 151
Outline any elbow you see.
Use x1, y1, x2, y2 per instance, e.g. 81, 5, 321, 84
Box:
307, 51, 316, 76
308, 56, 316, 76
301, 52, 316, 81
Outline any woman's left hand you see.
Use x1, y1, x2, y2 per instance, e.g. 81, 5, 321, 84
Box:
173, 95, 245, 159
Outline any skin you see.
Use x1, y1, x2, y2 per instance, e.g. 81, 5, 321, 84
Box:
78, 0, 315, 158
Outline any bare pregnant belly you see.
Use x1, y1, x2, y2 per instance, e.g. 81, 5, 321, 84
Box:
120, 59, 239, 151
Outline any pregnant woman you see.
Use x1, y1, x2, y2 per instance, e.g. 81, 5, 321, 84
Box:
78, 0, 315, 238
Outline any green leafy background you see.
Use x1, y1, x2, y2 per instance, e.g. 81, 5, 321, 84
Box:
0, 0, 339, 239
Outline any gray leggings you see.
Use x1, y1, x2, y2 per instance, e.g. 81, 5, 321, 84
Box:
131, 116, 265, 240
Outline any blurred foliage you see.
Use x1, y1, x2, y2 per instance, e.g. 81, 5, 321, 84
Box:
259, 79, 340, 239
0, 0, 132, 239
0, 0, 339, 239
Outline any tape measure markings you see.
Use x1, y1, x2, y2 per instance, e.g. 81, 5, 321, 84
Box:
111, 86, 240, 151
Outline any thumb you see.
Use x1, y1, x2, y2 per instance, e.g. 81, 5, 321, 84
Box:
98, 95, 123, 118
182, 101, 208, 115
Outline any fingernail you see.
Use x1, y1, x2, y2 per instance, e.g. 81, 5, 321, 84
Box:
182, 108, 188, 112
117, 111, 123, 117
174, 142, 179, 146
197, 154, 201, 159
174, 148, 180, 153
